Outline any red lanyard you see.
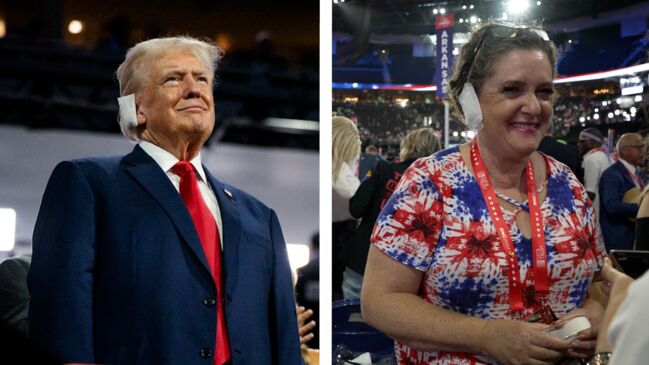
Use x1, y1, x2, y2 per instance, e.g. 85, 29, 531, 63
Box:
470, 140, 549, 314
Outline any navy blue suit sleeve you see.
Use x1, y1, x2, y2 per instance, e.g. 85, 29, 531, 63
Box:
28, 161, 96, 362
269, 210, 302, 364
600, 169, 639, 217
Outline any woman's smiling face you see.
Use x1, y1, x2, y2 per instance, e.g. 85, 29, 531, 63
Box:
477, 48, 555, 158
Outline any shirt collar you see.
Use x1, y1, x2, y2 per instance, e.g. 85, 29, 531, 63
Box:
619, 157, 637, 174
139, 141, 208, 182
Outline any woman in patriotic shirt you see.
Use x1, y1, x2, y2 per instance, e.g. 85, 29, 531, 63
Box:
361, 21, 606, 365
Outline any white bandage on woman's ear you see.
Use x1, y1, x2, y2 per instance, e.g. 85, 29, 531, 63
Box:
117, 94, 138, 128
459, 83, 483, 132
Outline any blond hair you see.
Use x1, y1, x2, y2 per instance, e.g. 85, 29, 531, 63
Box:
400, 128, 442, 161
115, 36, 224, 141
332, 116, 360, 181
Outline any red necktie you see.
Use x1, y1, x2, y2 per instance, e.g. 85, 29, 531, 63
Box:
172, 161, 230, 365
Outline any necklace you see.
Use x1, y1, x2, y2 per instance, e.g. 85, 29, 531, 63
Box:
494, 182, 547, 213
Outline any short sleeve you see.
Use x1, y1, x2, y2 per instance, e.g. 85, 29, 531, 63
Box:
370, 158, 443, 271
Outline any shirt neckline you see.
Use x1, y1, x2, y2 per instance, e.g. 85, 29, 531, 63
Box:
139, 141, 208, 182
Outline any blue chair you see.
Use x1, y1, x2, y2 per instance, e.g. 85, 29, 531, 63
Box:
332, 299, 394, 360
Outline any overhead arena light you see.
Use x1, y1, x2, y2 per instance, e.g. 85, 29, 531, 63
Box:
555, 62, 649, 84
263, 118, 319, 132
68, 19, 84, 34
507, 0, 530, 14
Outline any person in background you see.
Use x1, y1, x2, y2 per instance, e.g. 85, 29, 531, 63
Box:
332, 116, 361, 299
0, 255, 31, 338
295, 232, 319, 348
599, 133, 648, 251
578, 128, 613, 216
538, 123, 583, 182
362, 21, 605, 364
290, 268, 318, 365
357, 144, 383, 180
28, 36, 300, 365
340, 128, 441, 299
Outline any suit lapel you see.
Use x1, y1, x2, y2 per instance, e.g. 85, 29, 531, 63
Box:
123, 145, 212, 276
616, 161, 639, 188
204, 169, 241, 294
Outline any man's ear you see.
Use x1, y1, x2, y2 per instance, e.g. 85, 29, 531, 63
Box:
136, 96, 146, 125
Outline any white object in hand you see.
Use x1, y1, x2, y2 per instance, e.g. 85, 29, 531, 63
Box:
545, 316, 591, 340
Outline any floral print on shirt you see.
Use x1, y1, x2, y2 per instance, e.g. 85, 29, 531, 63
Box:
371, 146, 605, 365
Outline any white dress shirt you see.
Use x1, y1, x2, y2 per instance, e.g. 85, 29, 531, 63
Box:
582, 149, 612, 214
619, 158, 643, 189
139, 141, 223, 246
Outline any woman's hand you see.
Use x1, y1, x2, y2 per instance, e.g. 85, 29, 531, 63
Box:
601, 257, 633, 299
551, 273, 608, 359
552, 305, 602, 359
480, 319, 572, 365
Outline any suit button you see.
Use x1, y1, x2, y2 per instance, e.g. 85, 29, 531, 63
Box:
203, 297, 216, 307
200, 347, 213, 358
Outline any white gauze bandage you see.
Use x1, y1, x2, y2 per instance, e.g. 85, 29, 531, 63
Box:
458, 83, 483, 132
117, 94, 138, 128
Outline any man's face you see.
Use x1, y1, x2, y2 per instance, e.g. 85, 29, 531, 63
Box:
620, 135, 646, 167
137, 49, 215, 148
577, 138, 597, 156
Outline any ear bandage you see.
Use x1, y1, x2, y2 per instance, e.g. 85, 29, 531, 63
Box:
117, 94, 138, 128
458, 83, 483, 132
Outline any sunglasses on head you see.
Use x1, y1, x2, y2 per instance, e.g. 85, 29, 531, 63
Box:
457, 25, 551, 87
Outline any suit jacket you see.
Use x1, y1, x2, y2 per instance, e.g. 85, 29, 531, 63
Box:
599, 160, 647, 250
28, 145, 301, 364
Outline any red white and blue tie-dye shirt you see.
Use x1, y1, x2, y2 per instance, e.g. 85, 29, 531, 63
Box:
371, 146, 606, 365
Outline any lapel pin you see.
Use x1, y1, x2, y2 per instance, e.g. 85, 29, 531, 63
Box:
224, 188, 233, 198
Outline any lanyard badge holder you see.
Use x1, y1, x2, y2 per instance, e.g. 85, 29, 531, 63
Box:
470, 140, 550, 320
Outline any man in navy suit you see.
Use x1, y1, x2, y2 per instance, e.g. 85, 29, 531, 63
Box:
28, 37, 301, 364
599, 132, 648, 251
